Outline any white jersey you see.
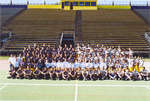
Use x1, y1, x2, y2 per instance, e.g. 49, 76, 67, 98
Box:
60, 62, 64, 68
128, 59, 133, 67
87, 62, 93, 68
70, 63, 74, 68
14, 60, 19, 68
74, 62, 80, 68
51, 62, 56, 68
80, 62, 86, 68
67, 62, 72, 68
139, 59, 144, 67
63, 62, 69, 68
129, 50, 133, 55
8, 57, 16, 66
56, 62, 61, 68
94, 63, 99, 68
99, 62, 107, 69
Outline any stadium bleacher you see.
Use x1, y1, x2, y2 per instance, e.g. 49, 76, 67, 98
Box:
1, 8, 25, 25
3, 9, 75, 52
76, 9, 150, 53
0, 0, 150, 55
1, 8, 150, 54
132, 7, 150, 25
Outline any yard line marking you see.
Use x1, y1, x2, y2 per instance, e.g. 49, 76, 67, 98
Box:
146, 86, 150, 90
74, 80, 78, 101
0, 84, 7, 91
0, 83, 150, 88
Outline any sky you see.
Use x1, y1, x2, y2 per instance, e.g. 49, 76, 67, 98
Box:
0, 0, 111, 5
0, 0, 150, 5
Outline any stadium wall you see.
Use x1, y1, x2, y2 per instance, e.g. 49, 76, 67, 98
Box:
98, 5, 131, 9
73, 6, 97, 10
63, 6, 70, 10
131, 6, 150, 25
131, 6, 150, 9
0, 5, 27, 25
27, 5, 61, 9
0, 5, 27, 8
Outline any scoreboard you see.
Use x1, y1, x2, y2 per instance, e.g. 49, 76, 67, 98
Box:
61, 0, 97, 10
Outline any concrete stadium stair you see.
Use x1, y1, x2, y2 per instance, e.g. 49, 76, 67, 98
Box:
3, 9, 75, 52
77, 9, 150, 52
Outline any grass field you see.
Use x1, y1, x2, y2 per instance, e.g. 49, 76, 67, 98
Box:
0, 56, 150, 101
0, 56, 9, 60
0, 71, 150, 101
144, 58, 150, 62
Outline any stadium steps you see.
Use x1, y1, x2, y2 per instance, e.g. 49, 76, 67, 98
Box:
3, 9, 75, 52
78, 9, 150, 52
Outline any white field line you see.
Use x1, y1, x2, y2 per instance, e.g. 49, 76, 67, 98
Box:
0, 84, 7, 91
0, 83, 149, 88
74, 80, 78, 101
146, 86, 150, 90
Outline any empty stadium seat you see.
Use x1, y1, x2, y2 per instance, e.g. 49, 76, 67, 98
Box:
78, 9, 150, 52
3, 9, 75, 51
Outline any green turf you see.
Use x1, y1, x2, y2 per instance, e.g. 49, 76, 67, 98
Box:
0, 71, 150, 101
144, 58, 150, 62
0, 56, 9, 60
78, 87, 150, 101
0, 86, 75, 101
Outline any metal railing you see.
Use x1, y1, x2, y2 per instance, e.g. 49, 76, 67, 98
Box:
145, 32, 150, 43
60, 32, 64, 46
